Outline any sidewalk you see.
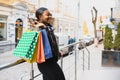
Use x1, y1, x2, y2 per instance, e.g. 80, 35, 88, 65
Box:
0, 49, 21, 68
0, 49, 41, 80
0, 43, 120, 80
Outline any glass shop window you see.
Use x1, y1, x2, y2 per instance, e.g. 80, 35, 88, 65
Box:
0, 18, 7, 41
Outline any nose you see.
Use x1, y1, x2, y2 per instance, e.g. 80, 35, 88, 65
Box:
49, 15, 52, 18
48, 16, 52, 20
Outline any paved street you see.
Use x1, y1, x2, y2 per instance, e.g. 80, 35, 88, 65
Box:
0, 43, 120, 80
0, 49, 20, 68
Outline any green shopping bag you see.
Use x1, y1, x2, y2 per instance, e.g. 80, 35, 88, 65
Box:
13, 31, 39, 60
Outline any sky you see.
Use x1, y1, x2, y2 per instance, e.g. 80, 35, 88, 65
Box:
80, 0, 115, 19
79, 0, 116, 36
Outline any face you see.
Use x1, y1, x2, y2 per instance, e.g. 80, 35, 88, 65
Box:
39, 10, 52, 24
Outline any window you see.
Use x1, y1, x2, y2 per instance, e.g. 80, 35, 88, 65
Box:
0, 17, 7, 41
29, 0, 37, 4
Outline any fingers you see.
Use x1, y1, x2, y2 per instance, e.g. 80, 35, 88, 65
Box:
34, 22, 46, 31
59, 51, 64, 57
34, 21, 39, 24
35, 23, 45, 28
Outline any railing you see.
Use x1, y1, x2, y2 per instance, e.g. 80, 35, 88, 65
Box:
29, 41, 90, 80
60, 41, 90, 70
0, 41, 90, 80
61, 41, 90, 80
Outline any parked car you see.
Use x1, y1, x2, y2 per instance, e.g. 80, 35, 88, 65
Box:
83, 35, 94, 46
78, 39, 86, 50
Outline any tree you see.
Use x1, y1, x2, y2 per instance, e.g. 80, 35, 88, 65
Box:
103, 25, 113, 50
83, 21, 89, 35
113, 22, 120, 50
91, 6, 97, 38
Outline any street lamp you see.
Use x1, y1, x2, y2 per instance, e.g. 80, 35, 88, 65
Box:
76, 0, 80, 41
74, 1, 80, 80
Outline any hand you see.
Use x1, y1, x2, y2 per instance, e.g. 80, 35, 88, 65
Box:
59, 50, 64, 57
34, 21, 46, 31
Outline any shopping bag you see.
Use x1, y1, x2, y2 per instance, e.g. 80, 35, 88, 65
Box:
24, 30, 38, 63
40, 29, 53, 59
25, 39, 38, 63
37, 32, 45, 63
13, 31, 39, 60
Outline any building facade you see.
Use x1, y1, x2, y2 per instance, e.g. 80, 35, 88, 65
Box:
0, 0, 36, 52
39, 0, 78, 38
113, 0, 120, 23
0, 0, 80, 52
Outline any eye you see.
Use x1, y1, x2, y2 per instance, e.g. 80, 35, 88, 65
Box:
47, 13, 52, 16
50, 13, 52, 16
